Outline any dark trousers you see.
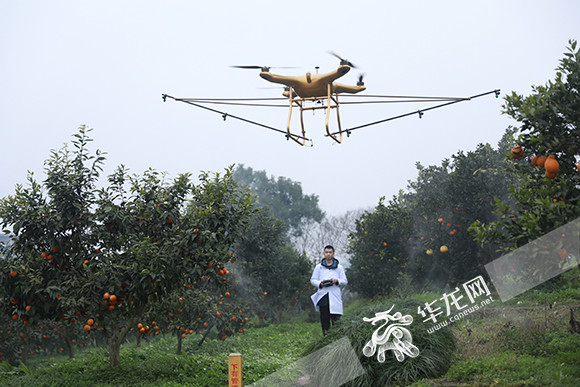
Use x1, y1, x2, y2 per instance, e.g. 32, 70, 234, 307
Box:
318, 294, 340, 335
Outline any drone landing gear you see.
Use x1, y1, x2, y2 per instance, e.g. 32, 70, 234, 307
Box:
286, 85, 344, 146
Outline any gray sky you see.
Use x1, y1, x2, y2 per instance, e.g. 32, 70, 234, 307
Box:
1, 1, 578, 215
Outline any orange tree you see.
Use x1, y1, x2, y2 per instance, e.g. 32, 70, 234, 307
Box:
404, 141, 513, 287
144, 271, 250, 354
471, 40, 580, 250
0, 127, 105, 362
0, 127, 254, 367
347, 195, 413, 297
347, 139, 514, 295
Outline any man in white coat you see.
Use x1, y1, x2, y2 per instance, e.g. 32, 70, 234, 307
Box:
310, 245, 348, 336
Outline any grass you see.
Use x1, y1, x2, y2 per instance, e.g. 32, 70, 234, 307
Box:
410, 268, 580, 386
1, 270, 579, 386
0, 321, 319, 387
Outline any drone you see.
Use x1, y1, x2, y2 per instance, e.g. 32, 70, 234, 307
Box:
162, 52, 500, 146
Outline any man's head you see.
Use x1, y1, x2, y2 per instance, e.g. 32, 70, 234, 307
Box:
323, 245, 335, 260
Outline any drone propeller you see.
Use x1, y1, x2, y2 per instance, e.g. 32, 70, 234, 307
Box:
328, 51, 357, 68
258, 86, 291, 91
357, 73, 365, 86
230, 65, 296, 72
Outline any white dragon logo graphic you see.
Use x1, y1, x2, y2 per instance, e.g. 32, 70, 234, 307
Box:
362, 305, 420, 362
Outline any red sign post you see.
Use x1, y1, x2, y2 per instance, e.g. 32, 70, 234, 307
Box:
229, 353, 242, 387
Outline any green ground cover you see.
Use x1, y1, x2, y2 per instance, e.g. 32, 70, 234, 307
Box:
1, 275, 578, 386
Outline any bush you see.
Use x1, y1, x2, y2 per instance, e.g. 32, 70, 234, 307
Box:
303, 298, 456, 386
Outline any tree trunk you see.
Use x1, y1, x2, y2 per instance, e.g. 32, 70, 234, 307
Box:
107, 318, 138, 368
197, 322, 214, 347
176, 332, 183, 355
21, 340, 29, 365
64, 337, 75, 360
136, 333, 141, 348
258, 312, 265, 326
109, 334, 122, 368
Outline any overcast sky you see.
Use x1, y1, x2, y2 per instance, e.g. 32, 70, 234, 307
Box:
1, 1, 578, 215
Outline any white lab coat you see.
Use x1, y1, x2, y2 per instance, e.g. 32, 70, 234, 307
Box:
310, 260, 348, 315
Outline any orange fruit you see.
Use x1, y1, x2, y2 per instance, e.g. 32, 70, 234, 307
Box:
511, 145, 523, 158
440, 245, 448, 253
25, 305, 31, 312
84, 325, 91, 332
577, 162, 580, 172
544, 155, 559, 174
109, 294, 117, 303
530, 155, 539, 166
87, 319, 94, 326
10, 270, 17, 277
217, 269, 225, 276
104, 292, 110, 299
437, 218, 443, 223
545, 170, 557, 179
536, 155, 547, 167
383, 242, 387, 247
181, 333, 186, 339
41, 252, 47, 258
12, 314, 18, 321
225, 292, 230, 297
